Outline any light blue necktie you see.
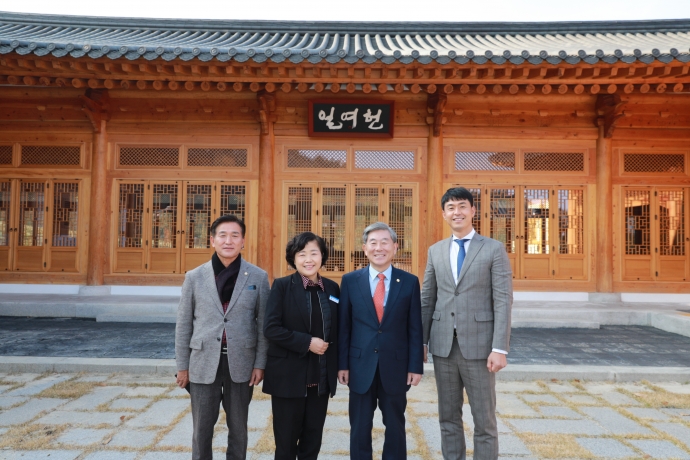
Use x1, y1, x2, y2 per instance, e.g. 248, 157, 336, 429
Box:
455, 239, 469, 281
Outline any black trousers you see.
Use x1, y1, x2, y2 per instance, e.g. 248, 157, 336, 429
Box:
349, 366, 408, 460
271, 386, 330, 460
190, 354, 253, 460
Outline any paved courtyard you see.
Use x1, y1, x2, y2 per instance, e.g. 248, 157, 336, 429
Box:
1, 372, 690, 459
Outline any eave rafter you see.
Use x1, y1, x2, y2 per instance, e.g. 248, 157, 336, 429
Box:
2, 54, 690, 96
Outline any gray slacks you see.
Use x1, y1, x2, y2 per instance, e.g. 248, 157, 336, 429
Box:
432, 340, 498, 460
190, 354, 253, 460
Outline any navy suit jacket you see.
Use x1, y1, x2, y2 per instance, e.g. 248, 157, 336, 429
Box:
338, 265, 424, 395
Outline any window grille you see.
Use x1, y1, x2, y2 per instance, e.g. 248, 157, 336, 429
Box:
187, 148, 248, 168
524, 189, 550, 254
352, 187, 379, 270
321, 187, 347, 272
468, 188, 481, 234
287, 186, 313, 243
658, 189, 685, 256
19, 182, 45, 247
150, 184, 179, 249
558, 189, 584, 254
455, 152, 515, 171
21, 146, 80, 166
0, 181, 11, 246
389, 188, 414, 272
118, 183, 145, 248
490, 189, 516, 254
624, 190, 651, 255
185, 184, 212, 249
523, 152, 584, 172
0, 146, 12, 165
220, 185, 247, 222
287, 149, 346, 169
355, 151, 415, 170
119, 147, 179, 167
623, 153, 685, 173
52, 183, 79, 247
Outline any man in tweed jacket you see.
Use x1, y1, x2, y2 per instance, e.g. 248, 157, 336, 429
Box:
176, 215, 269, 460
421, 187, 512, 460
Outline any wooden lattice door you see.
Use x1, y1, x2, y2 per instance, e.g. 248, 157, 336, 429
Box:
48, 181, 80, 272
114, 182, 147, 273
0, 180, 15, 271
15, 180, 46, 271
657, 188, 686, 281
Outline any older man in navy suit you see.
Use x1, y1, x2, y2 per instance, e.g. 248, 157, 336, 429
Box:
338, 222, 424, 460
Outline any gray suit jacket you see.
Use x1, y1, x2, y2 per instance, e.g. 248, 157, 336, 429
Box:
421, 233, 512, 360
175, 258, 269, 384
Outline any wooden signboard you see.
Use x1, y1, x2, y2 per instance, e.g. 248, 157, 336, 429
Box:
308, 100, 394, 138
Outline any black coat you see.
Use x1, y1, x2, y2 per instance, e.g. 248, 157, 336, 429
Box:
262, 272, 340, 398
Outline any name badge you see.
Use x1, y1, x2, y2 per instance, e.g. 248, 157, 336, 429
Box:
329, 295, 340, 304
246, 285, 257, 290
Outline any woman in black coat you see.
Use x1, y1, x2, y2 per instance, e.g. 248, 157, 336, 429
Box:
263, 231, 340, 460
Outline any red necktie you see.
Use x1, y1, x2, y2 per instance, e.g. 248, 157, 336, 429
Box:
373, 273, 385, 323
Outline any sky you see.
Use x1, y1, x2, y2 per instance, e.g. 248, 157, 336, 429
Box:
2, 0, 690, 23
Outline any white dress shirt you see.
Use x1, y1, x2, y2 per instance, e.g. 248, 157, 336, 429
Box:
449, 230, 507, 356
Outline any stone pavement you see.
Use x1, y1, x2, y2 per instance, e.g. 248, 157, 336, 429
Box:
4, 317, 690, 367
1, 372, 690, 459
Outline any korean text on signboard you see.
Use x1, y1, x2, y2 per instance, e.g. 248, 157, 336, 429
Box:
308, 100, 394, 138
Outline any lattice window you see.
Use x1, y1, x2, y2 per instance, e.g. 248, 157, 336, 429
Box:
19, 182, 45, 247
321, 187, 347, 272
524, 152, 584, 172
624, 190, 651, 255
558, 189, 584, 255
220, 185, 247, 222
352, 187, 379, 270
468, 188, 481, 234
658, 189, 685, 256
355, 151, 415, 170
0, 146, 12, 165
21, 146, 80, 166
151, 184, 178, 249
624, 153, 685, 173
118, 183, 145, 248
185, 184, 212, 249
389, 188, 414, 272
524, 189, 550, 254
455, 152, 515, 171
52, 183, 78, 247
287, 149, 346, 169
490, 189, 516, 254
187, 148, 248, 168
119, 147, 179, 167
287, 187, 314, 269
0, 181, 10, 246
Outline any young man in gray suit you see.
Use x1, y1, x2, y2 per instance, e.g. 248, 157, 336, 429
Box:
176, 214, 269, 460
421, 187, 513, 460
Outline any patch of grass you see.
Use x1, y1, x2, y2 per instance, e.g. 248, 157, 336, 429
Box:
0, 423, 69, 450
252, 386, 270, 401
624, 387, 690, 409
517, 433, 593, 459
37, 380, 96, 399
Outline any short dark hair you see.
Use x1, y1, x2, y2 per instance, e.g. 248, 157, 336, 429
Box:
441, 187, 474, 209
210, 214, 246, 237
285, 232, 329, 270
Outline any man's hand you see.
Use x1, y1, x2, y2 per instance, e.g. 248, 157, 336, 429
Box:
176, 370, 189, 389
249, 368, 264, 386
423, 345, 428, 363
309, 338, 329, 355
487, 352, 507, 373
338, 370, 349, 385
407, 373, 422, 386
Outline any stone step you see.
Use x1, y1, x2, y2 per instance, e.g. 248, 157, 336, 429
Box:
512, 319, 600, 329
96, 313, 177, 323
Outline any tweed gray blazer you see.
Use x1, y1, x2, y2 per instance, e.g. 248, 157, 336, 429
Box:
175, 258, 269, 384
421, 233, 512, 360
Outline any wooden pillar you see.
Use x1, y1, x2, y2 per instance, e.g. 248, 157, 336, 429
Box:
427, 125, 444, 246
258, 92, 276, 280
595, 123, 613, 292
87, 119, 107, 285
426, 93, 447, 247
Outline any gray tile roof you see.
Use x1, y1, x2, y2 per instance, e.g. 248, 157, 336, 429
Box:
1, 11, 690, 66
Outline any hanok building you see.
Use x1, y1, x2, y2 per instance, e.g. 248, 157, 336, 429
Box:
1, 12, 690, 296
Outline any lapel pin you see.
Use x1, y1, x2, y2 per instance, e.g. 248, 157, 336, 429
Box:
244, 272, 248, 276
396, 279, 400, 282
